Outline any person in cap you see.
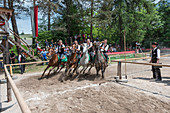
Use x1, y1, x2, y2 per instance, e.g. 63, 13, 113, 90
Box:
18, 51, 26, 74
149, 42, 162, 81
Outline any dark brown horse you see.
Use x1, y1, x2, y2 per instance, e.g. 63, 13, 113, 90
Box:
40, 48, 67, 79
63, 44, 78, 80
93, 42, 107, 79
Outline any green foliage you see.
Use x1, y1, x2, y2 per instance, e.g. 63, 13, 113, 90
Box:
38, 30, 68, 46
9, 45, 28, 56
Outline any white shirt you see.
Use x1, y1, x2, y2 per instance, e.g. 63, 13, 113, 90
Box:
18, 54, 21, 62
152, 47, 160, 59
100, 43, 109, 52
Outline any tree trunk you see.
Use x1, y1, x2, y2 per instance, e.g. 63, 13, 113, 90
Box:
119, 15, 123, 51
65, 0, 72, 45
48, 0, 51, 31
8, 0, 20, 54
90, 0, 93, 41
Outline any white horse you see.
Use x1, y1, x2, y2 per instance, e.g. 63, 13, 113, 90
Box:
75, 43, 90, 76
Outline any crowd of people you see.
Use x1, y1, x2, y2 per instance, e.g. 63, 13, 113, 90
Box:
36, 38, 112, 65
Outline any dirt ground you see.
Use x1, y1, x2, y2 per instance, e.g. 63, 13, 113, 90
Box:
14, 57, 170, 113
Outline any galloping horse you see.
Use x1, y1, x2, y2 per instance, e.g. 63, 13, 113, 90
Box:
40, 48, 67, 79
94, 42, 107, 79
62, 44, 78, 80
75, 43, 91, 75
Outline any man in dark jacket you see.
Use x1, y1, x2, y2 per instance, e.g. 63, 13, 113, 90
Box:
149, 42, 162, 81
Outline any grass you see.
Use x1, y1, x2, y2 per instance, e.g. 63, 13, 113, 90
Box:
10, 34, 32, 40
109, 53, 145, 60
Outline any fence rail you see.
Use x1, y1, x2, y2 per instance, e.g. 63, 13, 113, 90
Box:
4, 65, 31, 113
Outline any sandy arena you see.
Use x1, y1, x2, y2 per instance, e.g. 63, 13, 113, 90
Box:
1, 57, 170, 113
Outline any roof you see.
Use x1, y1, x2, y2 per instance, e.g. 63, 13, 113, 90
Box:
0, 7, 14, 20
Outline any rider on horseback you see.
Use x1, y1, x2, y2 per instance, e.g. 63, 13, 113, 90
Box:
74, 40, 81, 63
56, 40, 65, 63
87, 39, 94, 63
100, 39, 109, 64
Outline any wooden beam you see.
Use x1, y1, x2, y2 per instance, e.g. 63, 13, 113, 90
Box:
6, 61, 49, 66
4, 65, 31, 113
111, 60, 170, 67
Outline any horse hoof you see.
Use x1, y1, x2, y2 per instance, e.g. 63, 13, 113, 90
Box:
38, 77, 42, 80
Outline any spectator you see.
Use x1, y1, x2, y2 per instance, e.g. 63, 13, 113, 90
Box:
36, 41, 42, 53
45, 40, 49, 50
64, 39, 67, 46
77, 34, 81, 43
51, 40, 54, 47
18, 51, 26, 74
40, 48, 48, 65
74, 35, 77, 42
10, 51, 16, 64
53, 42, 57, 48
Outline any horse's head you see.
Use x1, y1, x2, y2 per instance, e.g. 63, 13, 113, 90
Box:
72, 45, 77, 53
47, 48, 55, 57
93, 41, 101, 50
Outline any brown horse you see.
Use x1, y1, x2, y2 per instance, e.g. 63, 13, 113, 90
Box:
93, 42, 107, 79
40, 48, 67, 79
63, 44, 78, 81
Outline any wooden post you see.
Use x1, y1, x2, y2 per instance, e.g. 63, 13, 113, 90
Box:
10, 65, 13, 76
108, 56, 111, 64
124, 31, 127, 76
117, 61, 121, 79
4, 0, 6, 7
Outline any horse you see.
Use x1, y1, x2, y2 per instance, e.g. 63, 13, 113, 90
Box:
62, 44, 78, 81
40, 48, 67, 79
74, 43, 91, 76
93, 42, 107, 79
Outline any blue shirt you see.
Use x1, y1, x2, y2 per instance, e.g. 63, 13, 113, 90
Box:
41, 51, 48, 59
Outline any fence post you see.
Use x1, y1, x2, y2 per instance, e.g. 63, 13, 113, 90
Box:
9, 64, 13, 76
108, 56, 111, 64
117, 61, 121, 79
5, 72, 12, 102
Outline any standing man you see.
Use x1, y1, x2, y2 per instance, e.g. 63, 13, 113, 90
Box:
149, 42, 162, 81
10, 51, 16, 64
18, 51, 26, 74
41, 48, 48, 65
100, 39, 109, 64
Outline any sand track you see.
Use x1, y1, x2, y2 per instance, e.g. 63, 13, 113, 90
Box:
14, 57, 170, 113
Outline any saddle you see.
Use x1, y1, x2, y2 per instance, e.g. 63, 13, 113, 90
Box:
58, 55, 68, 62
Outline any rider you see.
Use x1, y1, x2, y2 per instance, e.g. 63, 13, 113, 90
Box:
100, 39, 109, 64
87, 39, 94, 63
56, 40, 65, 62
74, 40, 81, 62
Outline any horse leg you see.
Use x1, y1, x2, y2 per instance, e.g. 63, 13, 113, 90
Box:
101, 64, 105, 79
47, 64, 58, 76
58, 64, 65, 73
80, 66, 86, 74
87, 64, 93, 74
41, 65, 50, 79
83, 65, 89, 74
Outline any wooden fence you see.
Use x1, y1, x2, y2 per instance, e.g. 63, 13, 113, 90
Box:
3, 61, 49, 113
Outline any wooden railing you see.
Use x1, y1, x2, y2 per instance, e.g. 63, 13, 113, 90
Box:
4, 61, 49, 113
